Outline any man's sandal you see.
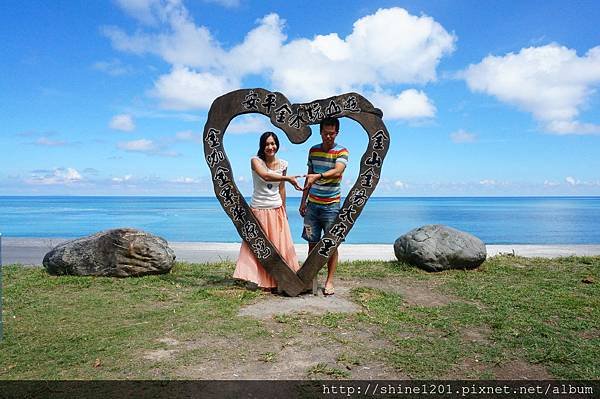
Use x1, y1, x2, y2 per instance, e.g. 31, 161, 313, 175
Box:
322, 287, 335, 296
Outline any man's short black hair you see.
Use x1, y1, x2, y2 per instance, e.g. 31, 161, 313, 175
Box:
320, 117, 339, 132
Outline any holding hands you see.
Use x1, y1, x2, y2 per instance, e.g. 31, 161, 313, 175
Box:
286, 172, 321, 192
298, 173, 322, 216
304, 173, 322, 188
285, 174, 305, 191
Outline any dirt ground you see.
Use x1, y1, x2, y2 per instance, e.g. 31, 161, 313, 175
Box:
141, 276, 553, 380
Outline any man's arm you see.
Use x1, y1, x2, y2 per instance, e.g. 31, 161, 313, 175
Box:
305, 161, 346, 187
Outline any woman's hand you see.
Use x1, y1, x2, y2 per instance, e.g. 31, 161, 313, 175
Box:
287, 175, 304, 191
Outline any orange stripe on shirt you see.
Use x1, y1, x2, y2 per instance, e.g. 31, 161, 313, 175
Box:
309, 149, 349, 158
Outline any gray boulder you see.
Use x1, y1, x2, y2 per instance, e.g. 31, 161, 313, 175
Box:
394, 224, 486, 272
43, 228, 176, 277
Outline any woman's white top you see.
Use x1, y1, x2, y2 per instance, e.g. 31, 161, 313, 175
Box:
250, 156, 288, 209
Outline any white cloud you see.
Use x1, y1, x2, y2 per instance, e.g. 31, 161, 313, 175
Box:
109, 114, 136, 131
175, 130, 193, 140
104, 1, 225, 68
203, 0, 240, 8
345, 8, 455, 85
118, 139, 155, 152
159, 150, 181, 157
175, 130, 202, 142
112, 174, 133, 183
463, 44, 600, 135
84, 168, 100, 175
450, 129, 477, 143
102, 26, 155, 54
93, 59, 132, 76
32, 137, 68, 147
546, 177, 600, 188
172, 176, 199, 184
311, 33, 351, 62
151, 67, 239, 110
394, 180, 406, 189
105, 6, 455, 118
546, 120, 600, 135
22, 131, 73, 146
267, 8, 456, 101
116, 0, 241, 27
479, 179, 497, 186
565, 176, 579, 186
114, 0, 161, 25
371, 89, 436, 120
226, 14, 287, 77
25, 168, 83, 185
117, 138, 180, 157
228, 115, 271, 134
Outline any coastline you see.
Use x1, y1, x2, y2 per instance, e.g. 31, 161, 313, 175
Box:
2, 237, 600, 266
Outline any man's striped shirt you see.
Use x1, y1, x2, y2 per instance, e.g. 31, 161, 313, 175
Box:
307, 143, 349, 205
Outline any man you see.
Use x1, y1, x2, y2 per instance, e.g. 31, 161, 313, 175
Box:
300, 117, 348, 296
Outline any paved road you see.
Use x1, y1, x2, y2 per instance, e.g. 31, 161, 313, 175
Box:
2, 238, 600, 266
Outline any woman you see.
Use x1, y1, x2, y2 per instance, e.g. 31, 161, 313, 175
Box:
233, 131, 303, 291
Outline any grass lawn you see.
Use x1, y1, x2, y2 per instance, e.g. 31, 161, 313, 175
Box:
0, 255, 598, 380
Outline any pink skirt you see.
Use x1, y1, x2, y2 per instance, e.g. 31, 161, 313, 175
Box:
233, 206, 300, 288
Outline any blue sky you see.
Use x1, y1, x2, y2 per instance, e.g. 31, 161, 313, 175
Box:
1, 0, 599, 196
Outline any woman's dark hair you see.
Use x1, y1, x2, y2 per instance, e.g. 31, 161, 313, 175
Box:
257, 131, 279, 161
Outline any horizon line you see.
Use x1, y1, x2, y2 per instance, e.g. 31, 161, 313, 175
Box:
1, 195, 599, 199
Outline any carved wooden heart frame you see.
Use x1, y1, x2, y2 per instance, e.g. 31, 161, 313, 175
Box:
203, 89, 389, 296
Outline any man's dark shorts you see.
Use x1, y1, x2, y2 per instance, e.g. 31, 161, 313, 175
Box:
302, 201, 340, 243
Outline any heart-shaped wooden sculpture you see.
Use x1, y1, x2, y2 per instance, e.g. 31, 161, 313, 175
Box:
203, 89, 389, 296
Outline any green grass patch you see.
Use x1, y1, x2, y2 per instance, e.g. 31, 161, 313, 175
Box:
0, 262, 267, 379
307, 362, 350, 379
441, 255, 600, 379
1, 255, 599, 379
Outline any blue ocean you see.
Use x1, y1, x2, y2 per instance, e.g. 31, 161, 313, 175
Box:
1, 196, 599, 244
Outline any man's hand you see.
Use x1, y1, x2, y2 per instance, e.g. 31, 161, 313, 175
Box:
304, 173, 321, 189
299, 202, 307, 217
